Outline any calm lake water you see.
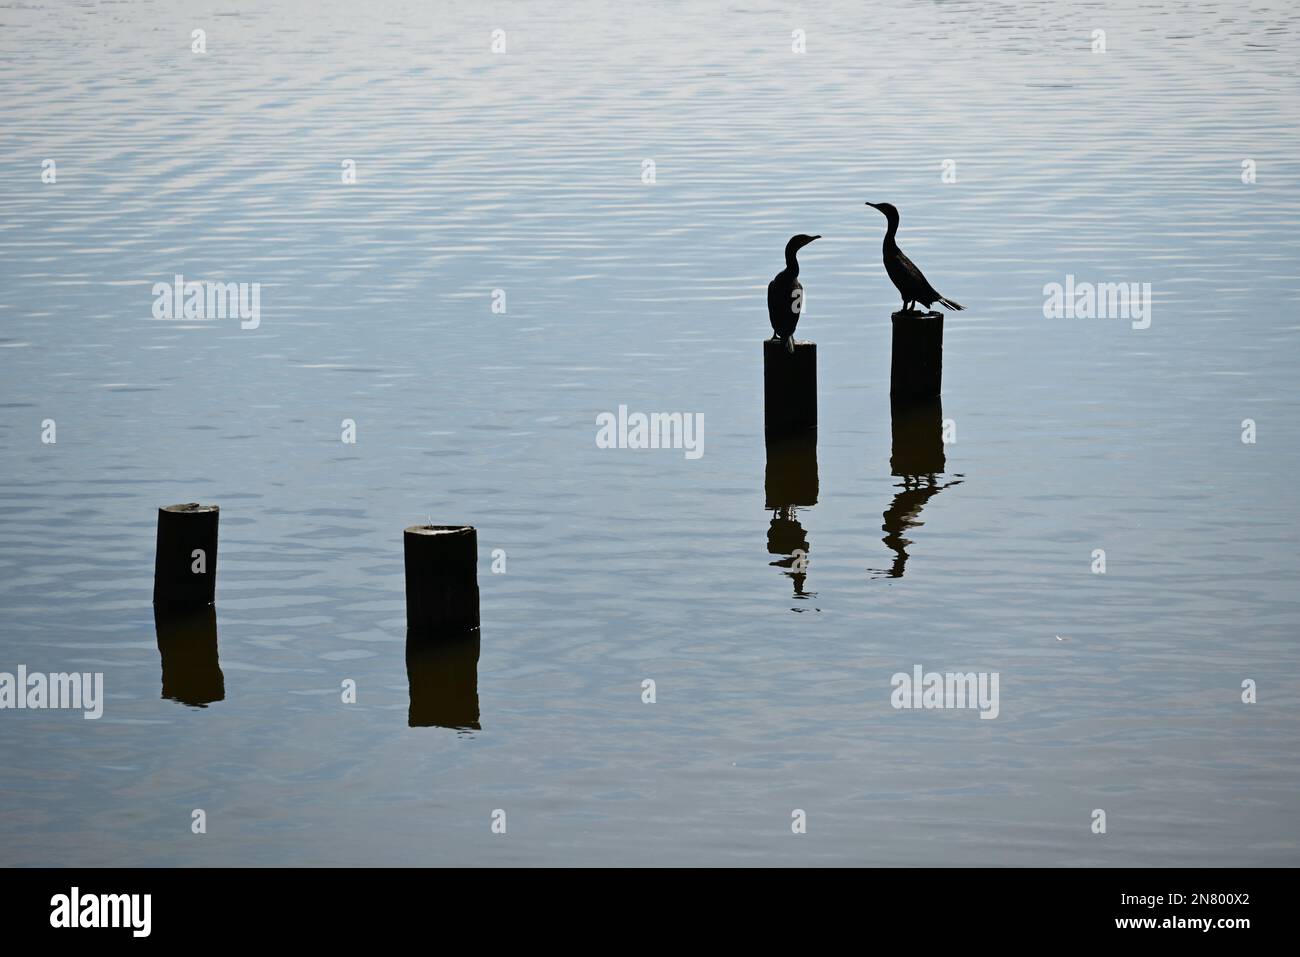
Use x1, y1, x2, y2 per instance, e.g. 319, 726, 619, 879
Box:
2, 1, 1299, 866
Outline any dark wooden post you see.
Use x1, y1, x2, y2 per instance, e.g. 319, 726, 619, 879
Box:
763, 340, 817, 437
404, 525, 480, 636
153, 503, 219, 606
890, 313, 943, 400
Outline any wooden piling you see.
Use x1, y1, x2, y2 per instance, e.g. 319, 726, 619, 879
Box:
890, 312, 943, 400
153, 503, 219, 606
404, 525, 480, 636
763, 340, 817, 437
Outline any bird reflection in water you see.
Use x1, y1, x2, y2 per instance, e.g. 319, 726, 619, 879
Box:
154, 604, 225, 707
765, 432, 818, 603
871, 398, 963, 579
406, 628, 481, 732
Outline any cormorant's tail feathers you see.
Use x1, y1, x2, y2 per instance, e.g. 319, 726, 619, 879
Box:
938, 297, 964, 312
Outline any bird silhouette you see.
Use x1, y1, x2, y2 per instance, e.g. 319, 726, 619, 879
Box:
767, 234, 820, 353
865, 203, 963, 314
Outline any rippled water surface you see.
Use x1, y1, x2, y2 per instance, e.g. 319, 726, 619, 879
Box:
2, 1, 1299, 866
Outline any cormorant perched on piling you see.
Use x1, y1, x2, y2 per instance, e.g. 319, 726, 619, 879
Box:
865, 203, 963, 315
767, 234, 820, 353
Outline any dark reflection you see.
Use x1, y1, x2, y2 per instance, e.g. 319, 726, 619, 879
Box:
406, 629, 481, 731
871, 398, 963, 579
154, 605, 225, 707
765, 433, 818, 599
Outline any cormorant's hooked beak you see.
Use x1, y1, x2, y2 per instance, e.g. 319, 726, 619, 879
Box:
808, 235, 821, 243
864, 202, 881, 211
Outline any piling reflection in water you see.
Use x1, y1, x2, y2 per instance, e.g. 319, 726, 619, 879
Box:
872, 398, 963, 579
406, 629, 481, 731
765, 432, 818, 599
154, 605, 225, 707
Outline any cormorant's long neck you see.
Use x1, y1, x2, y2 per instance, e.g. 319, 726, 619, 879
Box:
882, 217, 899, 247
785, 250, 800, 276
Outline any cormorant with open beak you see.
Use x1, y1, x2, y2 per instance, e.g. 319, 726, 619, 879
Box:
767, 234, 820, 353
865, 203, 964, 314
